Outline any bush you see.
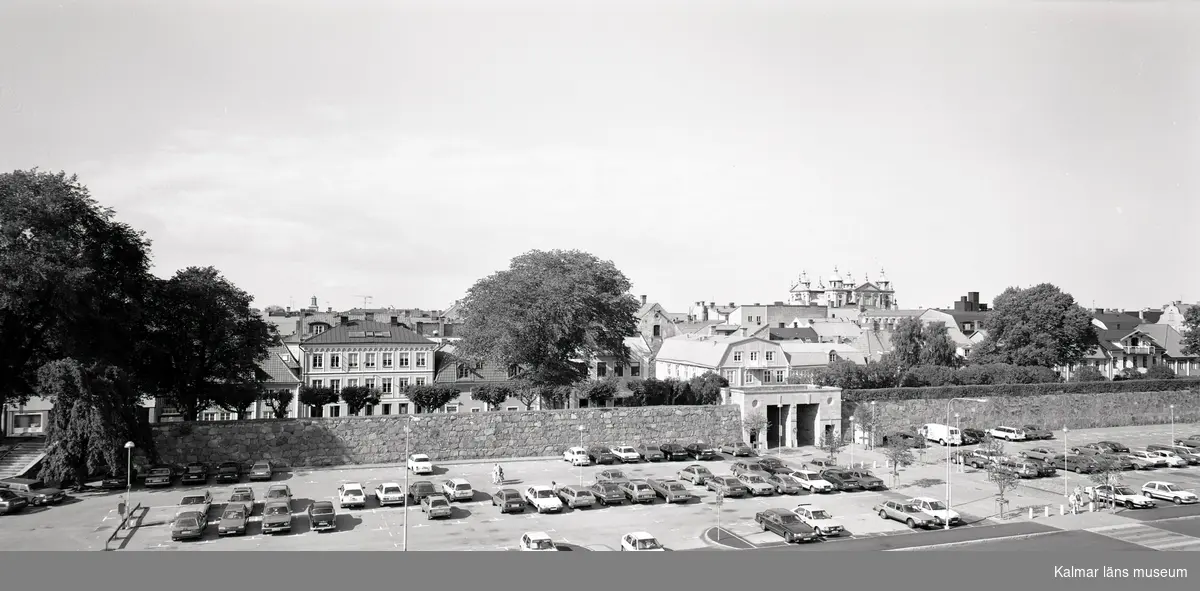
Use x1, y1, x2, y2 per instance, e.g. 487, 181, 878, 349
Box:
900, 365, 960, 387
1145, 366, 1176, 380
842, 378, 1200, 403
1069, 366, 1108, 383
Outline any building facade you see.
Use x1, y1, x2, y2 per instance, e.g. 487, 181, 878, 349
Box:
722, 384, 844, 449
789, 267, 896, 310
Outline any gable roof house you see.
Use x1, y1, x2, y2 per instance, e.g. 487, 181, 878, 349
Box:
1158, 301, 1196, 333
1059, 313, 1179, 380
1133, 324, 1198, 377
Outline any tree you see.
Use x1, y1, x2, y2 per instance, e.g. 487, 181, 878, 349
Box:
0, 170, 154, 414
340, 386, 382, 416
298, 385, 338, 417
819, 431, 848, 463
891, 317, 926, 369
1069, 366, 1108, 382
216, 383, 262, 419
580, 377, 618, 406
969, 284, 1097, 368
814, 360, 866, 390
1144, 365, 1176, 380
625, 378, 674, 406
900, 365, 960, 387
1182, 306, 1200, 357
263, 388, 295, 419
454, 250, 640, 388
470, 384, 513, 411
406, 384, 460, 413
862, 355, 903, 389
987, 463, 1022, 517
538, 384, 572, 409
263, 305, 286, 315
1087, 455, 1126, 510
883, 438, 915, 488
1116, 367, 1143, 381
919, 322, 961, 367
688, 371, 729, 405
139, 267, 280, 421
510, 379, 540, 410
742, 411, 769, 446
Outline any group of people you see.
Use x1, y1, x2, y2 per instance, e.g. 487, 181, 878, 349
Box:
492, 464, 505, 484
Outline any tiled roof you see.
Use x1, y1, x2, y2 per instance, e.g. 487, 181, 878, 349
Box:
663, 312, 689, 323
676, 321, 722, 335
259, 346, 301, 384
1135, 324, 1196, 358
655, 335, 750, 368
780, 342, 865, 366
302, 319, 434, 345
1092, 312, 1139, 331
1140, 310, 1163, 324
768, 327, 819, 341
861, 309, 925, 318
809, 322, 863, 340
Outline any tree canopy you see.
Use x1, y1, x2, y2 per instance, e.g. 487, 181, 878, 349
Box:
1181, 306, 1200, 357
340, 386, 382, 415
970, 284, 1096, 368
454, 250, 640, 387
405, 384, 460, 413
891, 318, 959, 369
470, 384, 513, 410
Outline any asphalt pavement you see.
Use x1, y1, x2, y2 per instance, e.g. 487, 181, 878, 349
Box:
945, 530, 1149, 551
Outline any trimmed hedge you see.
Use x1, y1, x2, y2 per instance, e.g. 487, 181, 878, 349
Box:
843, 378, 1200, 403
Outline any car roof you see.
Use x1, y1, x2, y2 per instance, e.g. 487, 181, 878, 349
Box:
426, 494, 449, 500
628, 531, 655, 539
268, 484, 289, 489
411, 454, 430, 459
342, 482, 364, 488
379, 482, 401, 487
528, 484, 552, 490
525, 531, 551, 539
264, 499, 289, 506
498, 488, 520, 494
909, 496, 937, 502
175, 510, 204, 519
311, 500, 334, 508
448, 477, 470, 484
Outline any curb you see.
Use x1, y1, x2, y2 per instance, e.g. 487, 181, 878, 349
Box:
282, 455, 562, 474
886, 530, 1063, 551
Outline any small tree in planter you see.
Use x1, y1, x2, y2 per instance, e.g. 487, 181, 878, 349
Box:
263, 389, 295, 419
298, 385, 338, 417
818, 431, 848, 464
1086, 455, 1126, 511
470, 384, 512, 411
538, 384, 572, 410
742, 411, 769, 449
580, 378, 618, 407
406, 385, 460, 413
340, 386, 382, 416
883, 438, 915, 488
986, 463, 1021, 518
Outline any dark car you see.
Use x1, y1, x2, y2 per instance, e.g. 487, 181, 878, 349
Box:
1052, 454, 1097, 473
491, 488, 525, 513
215, 462, 242, 483
636, 444, 666, 462
720, 442, 755, 457
731, 460, 767, 477
307, 500, 337, 532
588, 481, 626, 506
845, 469, 886, 490
171, 510, 206, 541
0, 490, 30, 514
1023, 426, 1054, 440
820, 469, 864, 492
1096, 441, 1130, 454
0, 478, 66, 506
408, 480, 438, 504
181, 463, 209, 484
755, 509, 819, 544
588, 446, 618, 465
261, 500, 292, 534
143, 466, 174, 488
1097, 453, 1136, 471
757, 457, 788, 473
217, 505, 249, 536
248, 461, 273, 481
1025, 458, 1058, 477
705, 476, 748, 498
961, 429, 985, 445
883, 432, 926, 448
100, 468, 138, 489
659, 443, 689, 461
684, 442, 719, 460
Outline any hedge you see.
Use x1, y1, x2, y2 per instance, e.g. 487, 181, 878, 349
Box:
843, 378, 1200, 403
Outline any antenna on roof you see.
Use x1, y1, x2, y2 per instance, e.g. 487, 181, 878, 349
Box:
353, 295, 374, 309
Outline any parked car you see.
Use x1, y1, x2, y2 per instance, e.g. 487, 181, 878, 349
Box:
1141, 482, 1199, 505
217, 505, 249, 536
227, 486, 255, 512
957, 449, 1003, 468
337, 483, 367, 509
845, 469, 886, 490
181, 463, 209, 484
647, 479, 692, 503
588, 446, 618, 465
595, 468, 631, 486
144, 466, 174, 488
719, 442, 754, 457
307, 500, 337, 532
520, 531, 557, 551
1052, 454, 1097, 473
757, 457, 787, 473
1175, 436, 1200, 448
736, 471, 775, 496
1022, 425, 1054, 440
492, 488, 526, 513
171, 510, 206, 541
555, 484, 596, 509
609, 445, 641, 463
0, 490, 30, 515
1092, 453, 1137, 471
0, 478, 66, 506
1148, 444, 1200, 465
620, 531, 665, 551
1144, 449, 1188, 468
177, 491, 212, 517
677, 464, 714, 486
755, 508, 819, 543
874, 500, 937, 529
882, 432, 926, 448
213, 462, 240, 483
563, 447, 591, 466
658, 443, 689, 461
792, 503, 844, 536
961, 428, 987, 444
407, 454, 434, 475
1021, 448, 1059, 462
806, 458, 838, 470
1072, 443, 1106, 456
100, 468, 138, 490
525, 486, 564, 513
441, 478, 475, 502
1086, 485, 1156, 509
374, 482, 406, 506
785, 469, 832, 493
765, 473, 804, 495
996, 459, 1039, 479
1025, 458, 1058, 477
908, 497, 961, 526
636, 443, 666, 462
820, 469, 864, 492
731, 460, 766, 477
265, 484, 292, 505
588, 481, 626, 506
248, 461, 273, 481
619, 479, 656, 504
1122, 451, 1166, 470
261, 500, 293, 534
408, 481, 438, 504
705, 475, 748, 498
1097, 441, 1130, 454
919, 423, 963, 446
685, 442, 719, 460
988, 426, 1027, 441
420, 494, 453, 519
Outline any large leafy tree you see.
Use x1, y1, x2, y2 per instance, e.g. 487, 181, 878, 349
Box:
0, 170, 153, 412
1181, 306, 1200, 357
263, 388, 295, 419
455, 249, 640, 388
299, 385, 338, 416
405, 384, 460, 413
892, 318, 958, 368
340, 386, 382, 416
687, 371, 729, 405
470, 384, 513, 411
969, 284, 1097, 368
140, 267, 279, 421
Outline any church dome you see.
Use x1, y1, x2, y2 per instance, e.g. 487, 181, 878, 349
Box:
828, 266, 843, 284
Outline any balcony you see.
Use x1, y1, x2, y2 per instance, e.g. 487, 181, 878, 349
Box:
1124, 345, 1153, 355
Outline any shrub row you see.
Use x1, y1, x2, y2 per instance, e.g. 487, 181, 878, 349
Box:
843, 378, 1200, 402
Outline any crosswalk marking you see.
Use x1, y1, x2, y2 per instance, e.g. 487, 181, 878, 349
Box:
1088, 523, 1200, 551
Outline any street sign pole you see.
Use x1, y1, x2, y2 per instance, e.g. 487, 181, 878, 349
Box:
715, 491, 724, 543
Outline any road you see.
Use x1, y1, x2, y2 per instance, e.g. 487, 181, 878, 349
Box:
946, 530, 1149, 551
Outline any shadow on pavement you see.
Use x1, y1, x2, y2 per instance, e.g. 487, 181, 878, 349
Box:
335, 513, 364, 531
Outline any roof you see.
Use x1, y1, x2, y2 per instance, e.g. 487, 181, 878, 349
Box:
1135, 324, 1196, 358
809, 322, 862, 340
676, 321, 722, 335
258, 346, 301, 384
779, 342, 865, 366
860, 309, 925, 318
302, 319, 434, 345
768, 327, 819, 341
663, 312, 689, 323
944, 310, 990, 324
526, 531, 552, 539
1140, 310, 1163, 324
655, 334, 756, 367
853, 282, 884, 292
261, 313, 299, 337
1092, 312, 1140, 331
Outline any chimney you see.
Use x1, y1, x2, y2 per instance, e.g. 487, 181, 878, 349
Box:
327, 307, 332, 313
969, 292, 979, 305
286, 306, 291, 313
754, 302, 761, 306
365, 312, 375, 322
954, 300, 965, 312
702, 306, 710, 322
640, 295, 647, 305
339, 315, 349, 324
390, 316, 399, 326
979, 304, 988, 311
1094, 308, 1104, 314
416, 321, 425, 334
740, 327, 748, 337
310, 296, 318, 308
774, 301, 784, 306
729, 302, 735, 308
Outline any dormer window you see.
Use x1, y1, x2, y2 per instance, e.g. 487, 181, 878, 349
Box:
507, 365, 520, 379
456, 364, 471, 379
828, 351, 838, 363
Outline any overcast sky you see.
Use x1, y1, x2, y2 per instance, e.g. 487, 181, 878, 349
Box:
2, 0, 1197, 314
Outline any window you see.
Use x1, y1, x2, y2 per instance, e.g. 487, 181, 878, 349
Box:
756, 316, 762, 323
765, 351, 774, 362
311, 379, 324, 388
725, 370, 736, 385
365, 353, 376, 369
347, 379, 358, 387
506, 406, 519, 412
382, 378, 392, 394
382, 404, 391, 415
329, 354, 340, 369
471, 407, 482, 413
828, 351, 837, 363
415, 377, 426, 386
457, 364, 471, 379
476, 361, 485, 370
615, 365, 624, 377
764, 371, 772, 383
364, 405, 373, 416
382, 352, 393, 368
365, 378, 375, 389
750, 351, 758, 361
13, 414, 42, 431
597, 362, 607, 377
348, 353, 360, 369
398, 404, 409, 414
630, 364, 641, 377
398, 378, 410, 388
329, 379, 341, 392
329, 406, 341, 418
202, 412, 216, 421
398, 353, 411, 367
507, 365, 520, 379
776, 370, 785, 383
745, 371, 755, 384
415, 352, 428, 368
445, 405, 459, 413
733, 351, 742, 362
311, 354, 324, 369
652, 325, 661, 337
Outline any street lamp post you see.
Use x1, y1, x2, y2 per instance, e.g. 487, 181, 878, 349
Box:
578, 425, 586, 487
946, 397, 987, 530
870, 401, 877, 450
849, 416, 855, 469
402, 416, 421, 551
1063, 426, 1070, 503
954, 413, 961, 473
1170, 405, 1175, 446
123, 441, 135, 528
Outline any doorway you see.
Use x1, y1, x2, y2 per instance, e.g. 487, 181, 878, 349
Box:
766, 405, 780, 449
795, 404, 818, 446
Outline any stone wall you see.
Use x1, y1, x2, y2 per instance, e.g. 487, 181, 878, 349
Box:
843, 389, 1200, 435
149, 405, 743, 468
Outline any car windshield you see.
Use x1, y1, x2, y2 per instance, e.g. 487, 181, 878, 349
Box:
1160, 484, 1181, 492
667, 484, 686, 491
265, 506, 289, 516
416, 483, 435, 492
181, 496, 206, 505
383, 487, 402, 494
617, 447, 634, 453
778, 514, 800, 524
150, 469, 170, 476
924, 501, 947, 510
344, 489, 362, 496
606, 472, 626, 479
412, 455, 430, 462
187, 466, 204, 473
531, 539, 555, 549
1114, 487, 1135, 495
722, 478, 740, 486
220, 464, 238, 471
694, 467, 712, 475
504, 492, 521, 500
268, 489, 287, 498
222, 509, 245, 520
429, 498, 448, 507
810, 510, 831, 519
744, 475, 765, 483
312, 507, 334, 517
175, 518, 199, 528
597, 484, 619, 493
252, 464, 269, 471
455, 484, 472, 490
636, 538, 662, 550
903, 504, 922, 513
535, 490, 554, 498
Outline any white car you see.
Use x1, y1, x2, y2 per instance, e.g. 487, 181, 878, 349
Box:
177, 491, 213, 517
988, 426, 1027, 441
1126, 450, 1169, 468
519, 531, 557, 551
407, 454, 434, 474
610, 445, 641, 463
1141, 482, 1199, 505
524, 486, 563, 513
620, 531, 665, 551
563, 447, 591, 466
789, 469, 834, 493
792, 504, 844, 536
1145, 450, 1188, 468
907, 497, 961, 527
338, 483, 367, 509
736, 472, 775, 496
441, 478, 475, 501
374, 482, 405, 506
1086, 485, 1156, 509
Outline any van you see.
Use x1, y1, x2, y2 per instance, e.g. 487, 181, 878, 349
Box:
988, 426, 1027, 441
919, 423, 962, 446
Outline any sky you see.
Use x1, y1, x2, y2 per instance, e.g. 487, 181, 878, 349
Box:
2, 0, 1197, 315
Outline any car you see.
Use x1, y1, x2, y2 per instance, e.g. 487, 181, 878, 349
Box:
337, 483, 367, 509
563, 447, 592, 466
248, 461, 273, 481
214, 462, 241, 483
788, 469, 835, 493
588, 481, 626, 506
1175, 437, 1200, 449
441, 478, 475, 502
619, 479, 656, 504
636, 443, 666, 462
820, 469, 864, 492
595, 468, 630, 486
217, 505, 249, 536
1148, 444, 1200, 465
1097, 441, 1130, 454
684, 442, 719, 460
1085, 485, 1156, 509
181, 462, 209, 484
736, 471, 776, 496
1020, 448, 1059, 462
0, 490, 30, 515
1052, 454, 1097, 473
420, 494, 453, 519
226, 486, 255, 512
99, 467, 139, 490
719, 442, 754, 457
1024, 458, 1058, 477
1144, 449, 1188, 468
874, 500, 938, 529
171, 510, 206, 541
757, 457, 790, 475
659, 443, 689, 461
588, 446, 618, 465
265, 484, 292, 505
261, 500, 293, 534
620, 531, 665, 551
765, 473, 804, 495
554, 484, 596, 509
996, 459, 1039, 479
988, 426, 1027, 441
375, 482, 406, 506
525, 485, 564, 513
755, 508, 820, 543
407, 454, 434, 475
307, 500, 337, 532
705, 475, 748, 498
492, 488, 526, 513
1122, 451, 1166, 470
1072, 443, 1107, 456
961, 428, 987, 444
520, 531, 557, 551
882, 432, 926, 448
806, 457, 838, 470
792, 503, 844, 536
609, 445, 641, 463
957, 449, 1003, 468
1090, 453, 1136, 471
907, 497, 962, 527
143, 466, 174, 488
646, 478, 693, 503
731, 460, 767, 477
1022, 425, 1054, 440
845, 469, 886, 490
0, 478, 66, 506
177, 491, 213, 517
408, 481, 438, 504
677, 464, 714, 486
1141, 482, 1200, 505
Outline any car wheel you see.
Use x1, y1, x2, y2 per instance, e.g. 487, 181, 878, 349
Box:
1125, 500, 1134, 509
815, 528, 824, 536
761, 521, 768, 532
940, 440, 946, 446
1174, 497, 1182, 505
879, 510, 888, 520
906, 518, 916, 528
